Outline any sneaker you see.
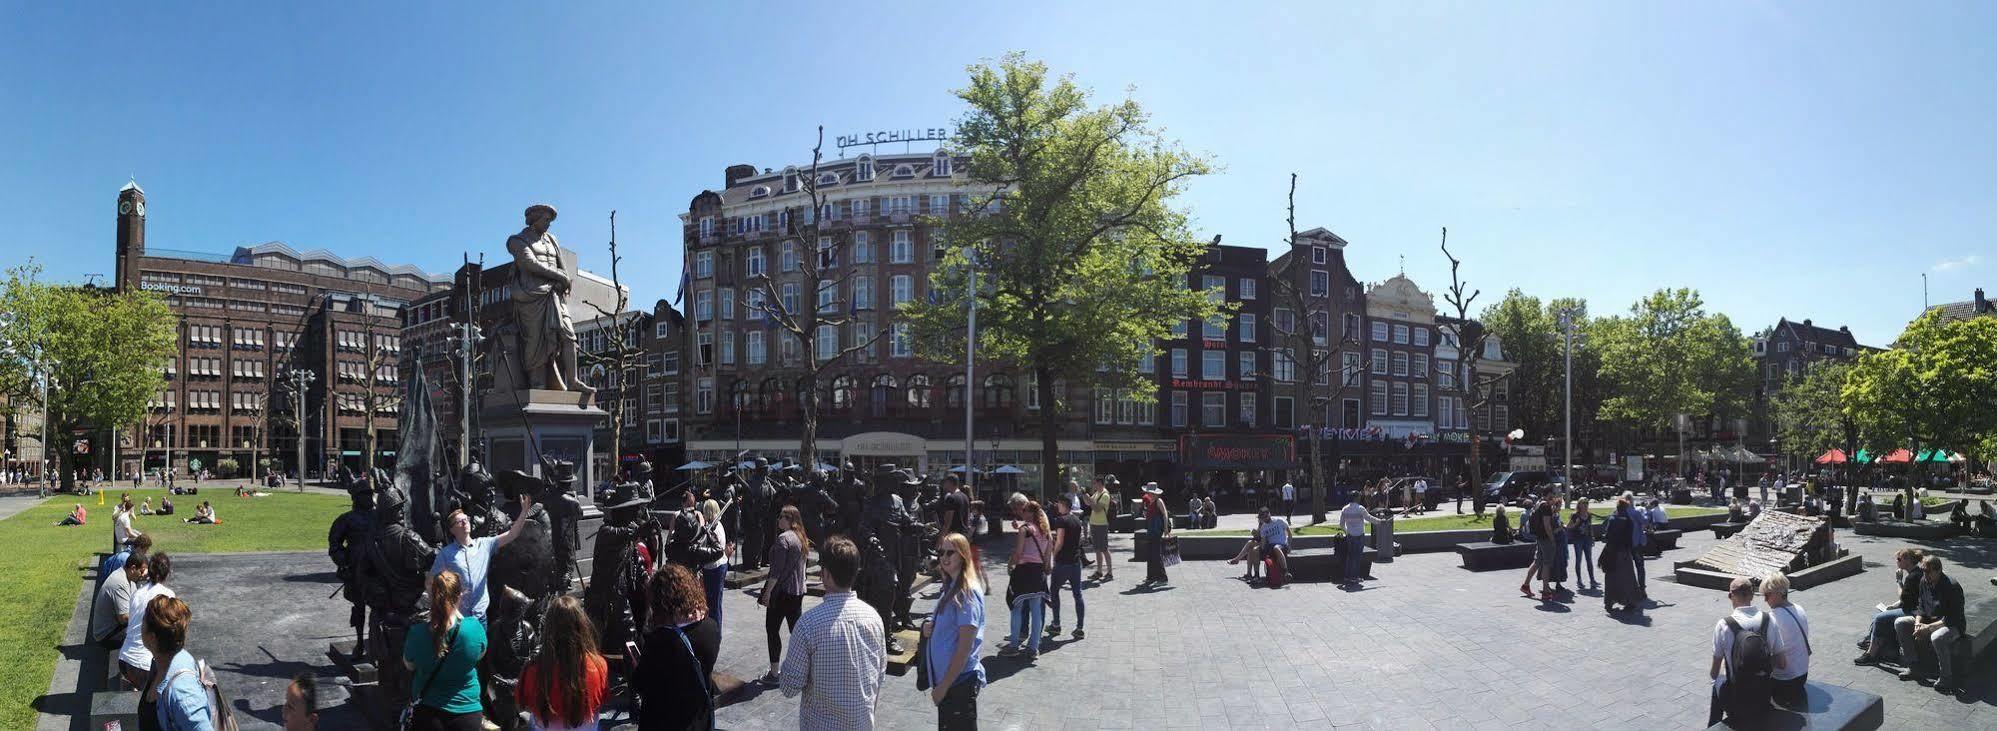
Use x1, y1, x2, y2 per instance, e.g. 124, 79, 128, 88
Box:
1936, 680, 1961, 694
482, 720, 502, 731
1853, 655, 1879, 666
1045, 624, 1062, 636
1072, 628, 1085, 640
758, 671, 781, 686
996, 645, 1020, 658
1898, 667, 1926, 681
1027, 650, 1040, 661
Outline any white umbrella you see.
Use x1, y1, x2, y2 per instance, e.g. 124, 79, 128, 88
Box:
675, 460, 714, 471
993, 465, 1027, 475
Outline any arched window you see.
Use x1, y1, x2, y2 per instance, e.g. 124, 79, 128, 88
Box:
869, 374, 898, 417
906, 374, 933, 409
760, 378, 784, 416
830, 375, 856, 411
982, 374, 1014, 409
945, 374, 966, 409
590, 364, 608, 389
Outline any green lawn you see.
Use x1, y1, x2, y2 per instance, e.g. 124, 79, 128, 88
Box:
0, 489, 347, 730
1191, 505, 1729, 537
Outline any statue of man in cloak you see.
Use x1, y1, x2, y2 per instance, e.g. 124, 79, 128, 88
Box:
506, 204, 592, 399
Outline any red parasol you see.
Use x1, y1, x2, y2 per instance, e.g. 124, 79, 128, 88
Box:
1879, 449, 1914, 464
1813, 448, 1847, 465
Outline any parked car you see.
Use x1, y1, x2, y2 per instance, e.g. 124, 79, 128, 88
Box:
1484, 471, 1555, 502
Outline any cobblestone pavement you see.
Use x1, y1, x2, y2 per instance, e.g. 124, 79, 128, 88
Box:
707, 524, 1997, 730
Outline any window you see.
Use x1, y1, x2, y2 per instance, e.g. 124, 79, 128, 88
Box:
695, 251, 714, 278
853, 232, 872, 263
1777, 340, 1789, 352
1239, 393, 1257, 426
817, 279, 836, 313
1274, 396, 1295, 429
1239, 351, 1256, 380
1392, 382, 1409, 415
1367, 321, 1384, 343
1342, 350, 1362, 380
746, 289, 766, 320
780, 241, 798, 272
1273, 350, 1296, 382
907, 374, 931, 407
780, 336, 799, 364
933, 155, 952, 177
855, 155, 875, 181
663, 352, 681, 376
698, 217, 713, 237
1413, 384, 1430, 417
1240, 278, 1257, 299
1273, 308, 1295, 336
719, 288, 735, 320
815, 324, 838, 360
695, 290, 713, 321
1371, 381, 1388, 415
1202, 275, 1225, 293
852, 321, 874, 361
1392, 351, 1409, 376
719, 330, 735, 365
981, 375, 1014, 409
945, 375, 966, 408
1391, 324, 1408, 344
1412, 354, 1428, 379
746, 331, 766, 365
1170, 391, 1189, 427
1343, 313, 1361, 339
851, 198, 869, 218
1371, 348, 1387, 374
1239, 313, 1256, 343
1311, 313, 1329, 345
890, 230, 913, 263
1495, 405, 1510, 432
1095, 388, 1115, 424
817, 236, 837, 268
891, 323, 912, 357
695, 378, 714, 414
1203, 316, 1225, 340
1310, 270, 1329, 296
1202, 350, 1225, 379
1137, 351, 1155, 374
1311, 246, 1327, 265
890, 275, 913, 305
929, 193, 949, 212
1437, 359, 1456, 388
1171, 348, 1189, 377
852, 276, 874, 310
696, 332, 713, 365
1170, 319, 1188, 339
1202, 393, 1226, 427
1413, 327, 1429, 347
780, 283, 799, 313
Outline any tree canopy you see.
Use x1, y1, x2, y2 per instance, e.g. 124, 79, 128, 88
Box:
1770, 360, 1855, 459
1593, 288, 1755, 432
1480, 291, 1602, 444
1842, 310, 1997, 458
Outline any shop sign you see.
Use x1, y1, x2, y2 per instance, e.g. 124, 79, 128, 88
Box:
844, 432, 925, 455
1168, 378, 1249, 391
1093, 440, 1176, 452
1181, 434, 1296, 469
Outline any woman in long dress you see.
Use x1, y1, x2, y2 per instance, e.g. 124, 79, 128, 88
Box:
1600, 498, 1643, 614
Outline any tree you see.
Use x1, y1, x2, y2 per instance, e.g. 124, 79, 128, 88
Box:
1771, 361, 1856, 463
1844, 310, 1997, 464
1265, 175, 1363, 524
1437, 230, 1511, 517
1481, 292, 1605, 465
902, 54, 1219, 494
740, 127, 886, 471
1593, 288, 1755, 468
0, 264, 177, 490
579, 211, 642, 468
353, 306, 404, 479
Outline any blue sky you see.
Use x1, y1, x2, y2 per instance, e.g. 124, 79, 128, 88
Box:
4, 2, 1992, 347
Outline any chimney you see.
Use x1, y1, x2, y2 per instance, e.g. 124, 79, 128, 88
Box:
1977, 288, 1989, 314
724, 164, 758, 188
1802, 318, 1812, 327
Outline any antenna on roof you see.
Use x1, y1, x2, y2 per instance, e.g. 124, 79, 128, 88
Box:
1923, 272, 1929, 310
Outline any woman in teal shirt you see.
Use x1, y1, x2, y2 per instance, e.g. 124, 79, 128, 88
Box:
403, 570, 488, 730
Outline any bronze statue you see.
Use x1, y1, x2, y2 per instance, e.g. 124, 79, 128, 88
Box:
585, 491, 657, 655
505, 204, 591, 399
361, 485, 435, 702
326, 479, 373, 659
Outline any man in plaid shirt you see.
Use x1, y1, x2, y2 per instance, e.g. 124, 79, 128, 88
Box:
781, 535, 887, 729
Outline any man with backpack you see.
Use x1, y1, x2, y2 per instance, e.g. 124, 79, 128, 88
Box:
1710, 577, 1776, 725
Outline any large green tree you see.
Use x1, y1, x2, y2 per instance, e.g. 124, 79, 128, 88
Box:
1843, 310, 1997, 462
902, 54, 1219, 493
1593, 288, 1755, 463
1481, 291, 1606, 467
1771, 360, 1857, 462
0, 265, 177, 489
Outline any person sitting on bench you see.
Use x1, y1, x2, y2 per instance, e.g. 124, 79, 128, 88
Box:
1257, 508, 1291, 581
184, 501, 218, 525
1490, 504, 1512, 544
1894, 555, 1966, 694
1227, 533, 1265, 580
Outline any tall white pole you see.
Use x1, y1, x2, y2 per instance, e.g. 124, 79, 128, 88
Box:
1561, 311, 1573, 489
964, 255, 978, 503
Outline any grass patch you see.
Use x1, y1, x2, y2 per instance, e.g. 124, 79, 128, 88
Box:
0, 489, 347, 730
1191, 505, 1729, 537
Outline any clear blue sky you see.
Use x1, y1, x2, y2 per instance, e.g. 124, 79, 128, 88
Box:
4, 2, 1992, 347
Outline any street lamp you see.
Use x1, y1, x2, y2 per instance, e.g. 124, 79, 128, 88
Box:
286, 367, 315, 489
1557, 309, 1575, 490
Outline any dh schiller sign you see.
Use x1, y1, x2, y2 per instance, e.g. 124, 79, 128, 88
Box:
1180, 434, 1297, 470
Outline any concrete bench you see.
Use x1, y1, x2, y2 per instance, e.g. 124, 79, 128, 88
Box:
1456, 542, 1536, 571
1711, 522, 1747, 539
1850, 520, 1961, 539
1707, 681, 1883, 730
1642, 528, 1683, 555
1284, 544, 1377, 583
90, 690, 142, 731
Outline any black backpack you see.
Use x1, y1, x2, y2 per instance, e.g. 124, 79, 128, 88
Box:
1723, 613, 1775, 720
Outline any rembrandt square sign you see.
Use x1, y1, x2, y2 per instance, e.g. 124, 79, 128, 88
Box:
1180, 434, 1297, 470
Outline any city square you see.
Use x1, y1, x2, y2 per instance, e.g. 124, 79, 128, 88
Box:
4, 4, 1997, 730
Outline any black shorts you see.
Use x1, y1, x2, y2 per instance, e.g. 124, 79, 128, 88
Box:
1089, 523, 1108, 549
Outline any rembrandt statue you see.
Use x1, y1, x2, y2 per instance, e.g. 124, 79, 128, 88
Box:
506, 204, 593, 400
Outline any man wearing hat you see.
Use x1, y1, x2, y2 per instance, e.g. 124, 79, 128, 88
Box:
506, 203, 591, 398
326, 478, 374, 658
1139, 482, 1173, 586
586, 486, 655, 653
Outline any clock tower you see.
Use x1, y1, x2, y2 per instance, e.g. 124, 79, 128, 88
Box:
115, 180, 146, 290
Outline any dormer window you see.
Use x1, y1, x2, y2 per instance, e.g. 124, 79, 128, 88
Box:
891, 164, 916, 178
818, 172, 839, 186
855, 155, 875, 182
782, 167, 799, 193
1312, 246, 1327, 264
933, 154, 953, 177
749, 185, 771, 198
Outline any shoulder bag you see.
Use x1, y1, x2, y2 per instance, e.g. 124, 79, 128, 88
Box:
400, 620, 462, 731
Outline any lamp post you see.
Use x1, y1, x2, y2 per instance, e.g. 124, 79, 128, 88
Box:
963, 252, 978, 506
286, 367, 315, 489
1558, 309, 1575, 490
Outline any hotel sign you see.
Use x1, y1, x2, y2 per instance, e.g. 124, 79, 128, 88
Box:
836, 127, 950, 148
140, 282, 204, 296
1181, 434, 1297, 470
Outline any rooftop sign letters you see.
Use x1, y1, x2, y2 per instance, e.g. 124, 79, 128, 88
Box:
836, 127, 950, 148
140, 282, 204, 296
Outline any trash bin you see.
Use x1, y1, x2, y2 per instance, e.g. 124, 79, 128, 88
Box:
1371, 514, 1395, 563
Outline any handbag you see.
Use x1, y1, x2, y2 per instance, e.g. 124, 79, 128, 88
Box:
666, 624, 717, 729
1160, 534, 1182, 567
400, 620, 463, 731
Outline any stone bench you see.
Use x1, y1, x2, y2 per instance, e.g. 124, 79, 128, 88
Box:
1456, 542, 1536, 571
1706, 681, 1883, 730
1641, 529, 1683, 556
1850, 520, 1962, 539
1711, 522, 1747, 539
89, 690, 143, 731
1284, 545, 1377, 583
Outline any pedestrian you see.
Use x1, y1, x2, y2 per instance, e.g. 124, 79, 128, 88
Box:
935, 475, 971, 538
1893, 555, 1966, 693
778, 536, 886, 729
636, 563, 721, 730
698, 499, 731, 631
756, 505, 809, 685
1338, 496, 1381, 586
1280, 480, 1296, 522
402, 570, 488, 731
119, 552, 174, 694
430, 496, 534, 622
56, 502, 87, 526
1455, 475, 1468, 513
518, 595, 608, 731
1626, 492, 1649, 589
1760, 573, 1810, 708
1044, 499, 1085, 640
1709, 577, 1774, 726
1139, 483, 1172, 587
1601, 499, 1643, 613
1520, 499, 1558, 601
283, 672, 320, 731
925, 532, 987, 730
1568, 499, 1599, 591
141, 595, 216, 730
1084, 478, 1114, 581
1854, 548, 1924, 666
113, 495, 142, 552
999, 494, 1051, 660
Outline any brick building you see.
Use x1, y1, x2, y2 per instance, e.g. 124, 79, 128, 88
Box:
1747, 317, 1877, 451
112, 183, 449, 480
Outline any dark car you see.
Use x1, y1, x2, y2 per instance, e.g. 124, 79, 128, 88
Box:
1484, 471, 1555, 502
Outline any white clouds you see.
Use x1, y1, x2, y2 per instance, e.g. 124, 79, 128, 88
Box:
1933, 255, 1981, 272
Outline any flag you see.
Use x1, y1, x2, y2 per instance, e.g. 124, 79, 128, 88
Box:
673, 267, 691, 306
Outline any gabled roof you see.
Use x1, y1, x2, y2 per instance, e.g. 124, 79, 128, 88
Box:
1772, 317, 1867, 350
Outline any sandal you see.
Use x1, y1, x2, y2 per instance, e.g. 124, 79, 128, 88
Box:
1519, 583, 1533, 597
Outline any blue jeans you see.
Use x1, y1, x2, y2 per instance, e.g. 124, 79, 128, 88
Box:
1046, 562, 1084, 630
1572, 539, 1597, 586
701, 564, 728, 634
1008, 596, 1045, 653
1868, 608, 1910, 658
1343, 534, 1366, 581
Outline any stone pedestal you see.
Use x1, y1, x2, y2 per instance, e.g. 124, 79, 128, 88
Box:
482, 388, 607, 579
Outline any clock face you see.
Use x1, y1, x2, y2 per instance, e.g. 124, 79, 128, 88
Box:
136, 201, 146, 216
119, 200, 133, 215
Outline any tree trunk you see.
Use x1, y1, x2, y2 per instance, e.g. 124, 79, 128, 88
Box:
1036, 366, 1059, 501
1470, 429, 1487, 517
56, 422, 75, 492
1310, 426, 1327, 524
798, 379, 819, 471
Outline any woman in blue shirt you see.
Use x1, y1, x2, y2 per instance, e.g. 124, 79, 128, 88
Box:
924, 532, 987, 730
403, 570, 489, 730
143, 594, 213, 731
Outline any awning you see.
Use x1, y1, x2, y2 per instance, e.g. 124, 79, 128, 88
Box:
1916, 449, 1960, 463
676, 460, 714, 471
1814, 448, 1848, 465
1880, 449, 1914, 464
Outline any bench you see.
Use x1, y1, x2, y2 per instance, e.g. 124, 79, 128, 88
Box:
89, 690, 142, 731
1706, 681, 1883, 730
1283, 545, 1377, 583
1642, 529, 1683, 556
1849, 520, 1962, 540
1456, 542, 1536, 571
1711, 522, 1747, 539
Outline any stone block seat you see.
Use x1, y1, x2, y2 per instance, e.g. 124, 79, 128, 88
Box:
1641, 528, 1683, 556
1849, 520, 1962, 540
1706, 682, 1884, 730
1456, 541, 1536, 571
1283, 543, 1377, 582
1711, 522, 1747, 539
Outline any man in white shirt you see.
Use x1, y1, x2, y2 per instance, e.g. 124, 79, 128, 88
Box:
1257, 508, 1291, 581
1339, 500, 1383, 586
118, 553, 175, 690
1709, 577, 1768, 726
430, 495, 534, 621
1280, 481, 1296, 521
1761, 573, 1809, 708
1409, 479, 1430, 516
